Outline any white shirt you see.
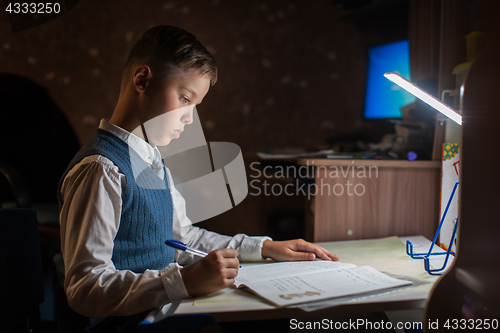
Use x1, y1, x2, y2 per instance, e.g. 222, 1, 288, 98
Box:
59, 119, 271, 317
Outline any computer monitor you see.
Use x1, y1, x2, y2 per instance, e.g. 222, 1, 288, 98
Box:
363, 40, 415, 120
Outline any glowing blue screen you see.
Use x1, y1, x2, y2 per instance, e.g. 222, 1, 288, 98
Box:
364, 40, 415, 119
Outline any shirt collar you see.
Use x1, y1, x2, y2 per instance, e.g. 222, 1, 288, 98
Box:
99, 119, 159, 166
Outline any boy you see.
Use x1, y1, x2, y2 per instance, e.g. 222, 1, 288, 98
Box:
58, 25, 338, 332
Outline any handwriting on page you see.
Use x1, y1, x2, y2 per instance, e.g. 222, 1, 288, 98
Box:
279, 291, 320, 300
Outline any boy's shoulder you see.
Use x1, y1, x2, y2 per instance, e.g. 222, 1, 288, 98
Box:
64, 154, 122, 183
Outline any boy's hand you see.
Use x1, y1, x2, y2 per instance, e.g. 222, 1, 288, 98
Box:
261, 239, 339, 262
180, 248, 239, 296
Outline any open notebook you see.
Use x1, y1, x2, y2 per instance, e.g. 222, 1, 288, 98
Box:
234, 261, 412, 307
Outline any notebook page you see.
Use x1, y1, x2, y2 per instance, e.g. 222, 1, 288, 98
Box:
242, 265, 412, 307
234, 261, 356, 286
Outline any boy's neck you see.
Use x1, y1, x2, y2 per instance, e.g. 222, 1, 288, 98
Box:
110, 91, 143, 135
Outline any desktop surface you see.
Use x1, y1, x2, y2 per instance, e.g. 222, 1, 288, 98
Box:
163, 236, 448, 322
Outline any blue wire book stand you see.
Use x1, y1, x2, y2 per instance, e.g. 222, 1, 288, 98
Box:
406, 181, 459, 275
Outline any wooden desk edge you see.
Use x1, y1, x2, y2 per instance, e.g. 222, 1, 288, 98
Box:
176, 298, 426, 322
297, 159, 441, 168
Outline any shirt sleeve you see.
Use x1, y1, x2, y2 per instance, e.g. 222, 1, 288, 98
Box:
59, 156, 189, 317
166, 168, 272, 266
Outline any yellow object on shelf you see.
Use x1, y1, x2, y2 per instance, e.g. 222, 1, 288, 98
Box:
466, 31, 489, 62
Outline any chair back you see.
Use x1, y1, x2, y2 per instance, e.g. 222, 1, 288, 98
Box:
0, 208, 45, 332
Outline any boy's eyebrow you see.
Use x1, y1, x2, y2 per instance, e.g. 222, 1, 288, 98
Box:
180, 86, 197, 97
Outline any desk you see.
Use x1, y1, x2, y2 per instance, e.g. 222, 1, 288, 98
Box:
151, 236, 450, 325
296, 159, 441, 242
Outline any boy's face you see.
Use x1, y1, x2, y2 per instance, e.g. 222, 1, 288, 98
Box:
140, 68, 211, 147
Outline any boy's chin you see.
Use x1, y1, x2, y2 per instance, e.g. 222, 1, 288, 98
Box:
152, 138, 173, 147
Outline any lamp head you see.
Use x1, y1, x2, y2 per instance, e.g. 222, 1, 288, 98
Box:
384, 72, 462, 125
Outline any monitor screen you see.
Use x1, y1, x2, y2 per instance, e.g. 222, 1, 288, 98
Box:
363, 40, 415, 119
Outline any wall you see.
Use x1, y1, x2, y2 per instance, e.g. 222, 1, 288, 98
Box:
0, 0, 369, 148
0, 0, 394, 236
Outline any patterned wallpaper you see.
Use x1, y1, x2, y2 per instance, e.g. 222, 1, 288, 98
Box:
0, 0, 369, 152
0, 0, 396, 235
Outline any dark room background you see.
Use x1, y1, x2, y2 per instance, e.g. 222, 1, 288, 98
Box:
0, 0, 409, 237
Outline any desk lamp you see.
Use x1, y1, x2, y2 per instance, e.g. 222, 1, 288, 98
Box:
385, 26, 500, 320
383, 72, 462, 126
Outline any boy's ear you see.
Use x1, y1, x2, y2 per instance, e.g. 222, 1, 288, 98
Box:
131, 65, 152, 93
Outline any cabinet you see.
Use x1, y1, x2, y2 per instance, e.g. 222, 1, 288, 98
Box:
298, 159, 440, 242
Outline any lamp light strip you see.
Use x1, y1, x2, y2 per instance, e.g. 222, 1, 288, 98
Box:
384, 72, 462, 125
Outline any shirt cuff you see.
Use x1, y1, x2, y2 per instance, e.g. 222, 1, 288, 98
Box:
160, 263, 190, 301
238, 236, 273, 262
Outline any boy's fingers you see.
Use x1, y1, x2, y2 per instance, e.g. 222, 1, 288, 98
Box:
327, 252, 340, 261
225, 268, 239, 279
294, 242, 339, 261
317, 249, 339, 261
224, 278, 236, 287
310, 247, 331, 260
225, 258, 240, 269
287, 250, 316, 261
218, 248, 238, 258
210, 248, 238, 260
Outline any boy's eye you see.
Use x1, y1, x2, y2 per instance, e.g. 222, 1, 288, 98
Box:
181, 96, 190, 104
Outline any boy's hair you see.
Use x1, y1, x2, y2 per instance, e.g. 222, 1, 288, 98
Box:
121, 25, 217, 91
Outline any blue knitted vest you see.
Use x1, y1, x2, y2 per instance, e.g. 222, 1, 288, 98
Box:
60, 129, 175, 273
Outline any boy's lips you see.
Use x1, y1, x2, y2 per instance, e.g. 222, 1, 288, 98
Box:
173, 129, 182, 139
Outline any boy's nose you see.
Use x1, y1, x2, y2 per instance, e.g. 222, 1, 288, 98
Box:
181, 107, 194, 124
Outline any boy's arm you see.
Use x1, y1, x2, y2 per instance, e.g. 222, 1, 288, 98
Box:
59, 156, 189, 317
166, 168, 271, 265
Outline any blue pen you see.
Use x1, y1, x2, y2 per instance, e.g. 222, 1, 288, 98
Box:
165, 239, 241, 267
165, 239, 208, 258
